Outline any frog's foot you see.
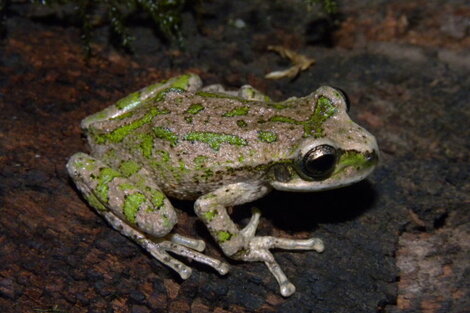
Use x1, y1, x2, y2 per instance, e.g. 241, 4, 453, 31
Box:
103, 211, 229, 279
237, 208, 324, 297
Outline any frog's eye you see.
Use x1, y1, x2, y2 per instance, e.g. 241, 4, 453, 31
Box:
302, 145, 337, 180
334, 87, 351, 112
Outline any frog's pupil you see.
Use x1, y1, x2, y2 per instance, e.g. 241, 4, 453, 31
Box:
303, 145, 337, 180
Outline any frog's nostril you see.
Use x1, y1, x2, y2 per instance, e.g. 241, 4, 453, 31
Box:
366, 150, 379, 165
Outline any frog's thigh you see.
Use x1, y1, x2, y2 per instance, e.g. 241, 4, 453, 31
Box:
67, 152, 177, 238
81, 73, 202, 128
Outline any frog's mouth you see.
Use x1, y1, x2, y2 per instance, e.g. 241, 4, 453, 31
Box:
270, 149, 379, 192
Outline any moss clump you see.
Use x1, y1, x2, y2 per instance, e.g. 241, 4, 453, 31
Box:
304, 0, 338, 14
4, 0, 192, 53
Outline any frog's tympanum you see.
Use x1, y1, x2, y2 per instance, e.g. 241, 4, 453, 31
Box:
67, 74, 379, 296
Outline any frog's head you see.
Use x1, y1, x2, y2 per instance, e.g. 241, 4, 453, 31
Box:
269, 86, 379, 192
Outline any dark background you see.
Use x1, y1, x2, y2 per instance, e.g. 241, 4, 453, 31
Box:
0, 0, 469, 312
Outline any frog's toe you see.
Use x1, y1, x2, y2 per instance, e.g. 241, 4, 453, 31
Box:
158, 240, 230, 276
280, 282, 296, 297
168, 233, 206, 252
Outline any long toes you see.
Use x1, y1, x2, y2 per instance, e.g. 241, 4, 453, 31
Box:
217, 262, 230, 275
307, 238, 324, 252
280, 282, 296, 297
178, 266, 193, 280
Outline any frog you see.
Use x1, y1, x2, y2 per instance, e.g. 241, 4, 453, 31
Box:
67, 73, 379, 297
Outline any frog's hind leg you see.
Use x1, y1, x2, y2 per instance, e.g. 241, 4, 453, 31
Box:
194, 182, 324, 297
67, 152, 229, 278
201, 84, 272, 102
81, 73, 203, 129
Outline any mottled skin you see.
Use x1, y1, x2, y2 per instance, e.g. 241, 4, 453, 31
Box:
67, 74, 379, 297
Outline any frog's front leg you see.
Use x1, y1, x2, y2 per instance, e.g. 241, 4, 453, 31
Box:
194, 182, 324, 297
67, 153, 229, 279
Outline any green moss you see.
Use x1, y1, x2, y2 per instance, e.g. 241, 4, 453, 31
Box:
258, 131, 278, 143
202, 209, 218, 222
183, 131, 247, 151
223, 106, 249, 117
304, 0, 338, 14
96, 168, 122, 203
93, 107, 169, 144
123, 192, 146, 224
185, 103, 204, 114
119, 160, 141, 177
153, 127, 179, 146
216, 231, 233, 243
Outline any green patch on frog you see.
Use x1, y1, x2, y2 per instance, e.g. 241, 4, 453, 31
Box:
116, 90, 141, 110
154, 87, 186, 102
236, 120, 248, 128
258, 131, 278, 143
156, 150, 171, 163
119, 160, 141, 177
74, 158, 96, 171
92, 107, 170, 144
123, 192, 146, 224
183, 131, 247, 151
138, 134, 154, 158
194, 155, 209, 169
118, 182, 135, 191
216, 230, 233, 243
333, 150, 374, 175
223, 106, 249, 117
96, 168, 122, 203
145, 188, 166, 210
169, 74, 192, 90
185, 103, 204, 114
85, 193, 107, 212
269, 96, 336, 138
153, 127, 179, 147
202, 209, 218, 222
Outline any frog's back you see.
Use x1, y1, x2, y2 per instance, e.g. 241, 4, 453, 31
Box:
86, 90, 310, 199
